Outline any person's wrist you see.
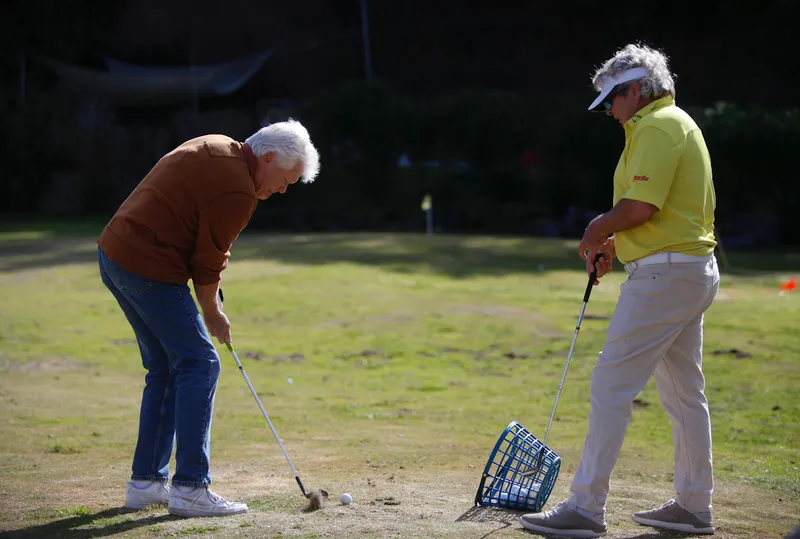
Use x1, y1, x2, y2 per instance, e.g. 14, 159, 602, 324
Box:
202, 303, 222, 318
594, 215, 612, 239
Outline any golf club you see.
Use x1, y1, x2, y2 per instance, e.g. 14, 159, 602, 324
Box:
521, 253, 600, 478
218, 289, 324, 502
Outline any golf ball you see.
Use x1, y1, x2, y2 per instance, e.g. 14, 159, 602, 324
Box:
340, 493, 353, 505
502, 485, 529, 499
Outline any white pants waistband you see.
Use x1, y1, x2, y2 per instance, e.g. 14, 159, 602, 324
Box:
624, 252, 714, 276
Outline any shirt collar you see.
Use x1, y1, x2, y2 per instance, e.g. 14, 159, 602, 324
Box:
624, 95, 675, 135
241, 142, 259, 185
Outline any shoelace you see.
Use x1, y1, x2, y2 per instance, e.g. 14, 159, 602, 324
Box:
206, 489, 223, 504
543, 501, 572, 518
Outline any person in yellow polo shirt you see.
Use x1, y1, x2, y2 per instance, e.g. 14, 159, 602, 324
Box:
520, 44, 720, 537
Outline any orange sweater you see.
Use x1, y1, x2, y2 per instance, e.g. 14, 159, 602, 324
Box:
98, 135, 259, 285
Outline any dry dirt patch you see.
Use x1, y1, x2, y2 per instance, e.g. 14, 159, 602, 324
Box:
2, 467, 795, 538
0, 356, 84, 372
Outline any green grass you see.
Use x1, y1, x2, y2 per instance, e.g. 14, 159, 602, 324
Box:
0, 227, 798, 538
178, 524, 221, 535
51, 506, 92, 518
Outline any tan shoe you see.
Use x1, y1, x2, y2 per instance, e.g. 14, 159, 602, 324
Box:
520, 501, 608, 537
632, 499, 714, 535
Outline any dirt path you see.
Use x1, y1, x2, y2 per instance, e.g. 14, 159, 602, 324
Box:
2, 467, 797, 538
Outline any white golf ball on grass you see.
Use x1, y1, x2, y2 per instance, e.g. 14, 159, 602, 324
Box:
340, 493, 353, 505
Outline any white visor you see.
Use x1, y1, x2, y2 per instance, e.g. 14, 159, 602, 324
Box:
587, 67, 650, 111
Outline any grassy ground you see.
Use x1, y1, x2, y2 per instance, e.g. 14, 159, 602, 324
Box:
0, 224, 798, 538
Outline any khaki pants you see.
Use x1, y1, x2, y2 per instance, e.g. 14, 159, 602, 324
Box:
569, 254, 720, 516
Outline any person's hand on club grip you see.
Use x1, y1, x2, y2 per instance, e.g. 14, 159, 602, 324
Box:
204, 308, 232, 344
578, 215, 609, 260
588, 237, 616, 286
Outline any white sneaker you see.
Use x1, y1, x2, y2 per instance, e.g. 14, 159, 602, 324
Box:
168, 486, 248, 517
125, 480, 170, 509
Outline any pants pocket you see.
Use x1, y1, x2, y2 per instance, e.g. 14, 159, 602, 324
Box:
118, 276, 153, 296
101, 251, 154, 296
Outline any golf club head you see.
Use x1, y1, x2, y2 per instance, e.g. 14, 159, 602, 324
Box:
305, 488, 329, 499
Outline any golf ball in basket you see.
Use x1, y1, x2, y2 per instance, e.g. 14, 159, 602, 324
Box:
499, 485, 530, 501
340, 493, 353, 505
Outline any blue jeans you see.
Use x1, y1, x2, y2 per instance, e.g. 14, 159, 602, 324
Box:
98, 246, 220, 487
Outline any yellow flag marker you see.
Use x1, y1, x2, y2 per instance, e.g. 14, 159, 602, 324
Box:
421, 194, 432, 211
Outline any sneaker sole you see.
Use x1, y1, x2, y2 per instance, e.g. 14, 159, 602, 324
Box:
632, 515, 715, 534
168, 506, 248, 518
519, 517, 607, 538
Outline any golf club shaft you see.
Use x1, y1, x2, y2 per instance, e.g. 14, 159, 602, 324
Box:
541, 300, 589, 447
217, 289, 307, 497
226, 343, 305, 488
522, 255, 599, 477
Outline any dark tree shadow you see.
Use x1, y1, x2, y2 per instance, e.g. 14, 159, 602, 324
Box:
0, 224, 796, 278
0, 507, 180, 539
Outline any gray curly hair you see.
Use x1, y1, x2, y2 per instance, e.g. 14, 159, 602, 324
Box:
592, 44, 676, 99
245, 119, 320, 183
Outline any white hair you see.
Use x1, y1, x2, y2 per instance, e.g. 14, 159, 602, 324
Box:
245, 119, 320, 183
592, 43, 676, 99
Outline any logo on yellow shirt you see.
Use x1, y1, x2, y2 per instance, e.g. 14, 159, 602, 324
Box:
633, 175, 649, 182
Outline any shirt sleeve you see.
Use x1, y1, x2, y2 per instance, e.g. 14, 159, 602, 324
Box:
622, 126, 682, 210
190, 192, 257, 285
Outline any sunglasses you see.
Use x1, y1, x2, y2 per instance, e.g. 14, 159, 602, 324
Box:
603, 83, 630, 110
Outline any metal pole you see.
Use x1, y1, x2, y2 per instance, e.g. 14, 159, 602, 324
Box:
360, 0, 373, 81
426, 207, 433, 236
19, 53, 26, 107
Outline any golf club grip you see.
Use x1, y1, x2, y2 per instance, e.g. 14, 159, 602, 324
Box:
583, 253, 602, 302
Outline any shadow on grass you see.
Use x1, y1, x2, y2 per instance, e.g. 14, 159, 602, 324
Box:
0, 507, 179, 539
0, 229, 586, 276
0, 222, 797, 278
456, 505, 523, 538
232, 233, 588, 278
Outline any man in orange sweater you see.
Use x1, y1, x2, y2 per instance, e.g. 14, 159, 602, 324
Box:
97, 120, 320, 517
